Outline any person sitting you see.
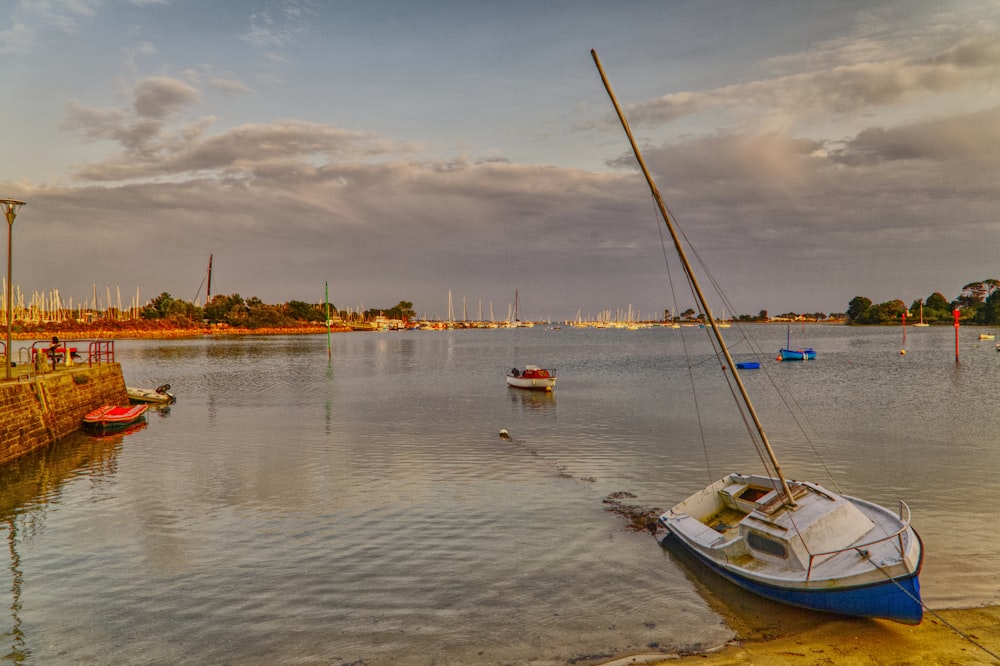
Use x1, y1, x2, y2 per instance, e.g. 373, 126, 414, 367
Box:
47, 336, 60, 370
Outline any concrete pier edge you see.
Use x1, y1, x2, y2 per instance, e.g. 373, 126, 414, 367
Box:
0, 364, 129, 465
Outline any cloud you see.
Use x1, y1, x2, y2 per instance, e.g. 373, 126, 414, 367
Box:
836, 107, 1000, 166
625, 36, 1000, 128
133, 77, 201, 119
0, 21, 33, 54
2, 0, 99, 49
241, 1, 312, 52
207, 78, 254, 96
64, 113, 408, 182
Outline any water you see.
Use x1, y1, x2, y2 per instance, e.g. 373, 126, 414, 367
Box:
1, 324, 998, 664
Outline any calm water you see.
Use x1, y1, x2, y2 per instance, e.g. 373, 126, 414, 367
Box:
1, 324, 998, 664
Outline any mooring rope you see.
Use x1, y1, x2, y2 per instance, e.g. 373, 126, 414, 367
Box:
863, 554, 1000, 660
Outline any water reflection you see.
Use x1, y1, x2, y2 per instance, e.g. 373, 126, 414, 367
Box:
660, 533, 830, 639
0, 429, 139, 661
83, 420, 149, 440
508, 388, 557, 413
3, 518, 25, 663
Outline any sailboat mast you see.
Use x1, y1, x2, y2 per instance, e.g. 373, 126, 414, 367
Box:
207, 254, 213, 301
591, 49, 795, 506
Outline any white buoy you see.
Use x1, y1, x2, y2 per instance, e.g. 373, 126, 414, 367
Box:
499, 429, 510, 439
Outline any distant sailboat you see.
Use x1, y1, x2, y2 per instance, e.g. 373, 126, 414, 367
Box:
913, 300, 930, 327
193, 254, 214, 305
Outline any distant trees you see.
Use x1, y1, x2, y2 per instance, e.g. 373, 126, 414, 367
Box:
138, 293, 422, 329
907, 292, 950, 324
846, 297, 873, 323
848, 279, 1000, 324
287, 300, 327, 322
848, 296, 912, 324
140, 292, 340, 329
140, 292, 200, 326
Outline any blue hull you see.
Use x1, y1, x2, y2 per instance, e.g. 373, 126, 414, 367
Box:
779, 348, 815, 361
663, 531, 924, 624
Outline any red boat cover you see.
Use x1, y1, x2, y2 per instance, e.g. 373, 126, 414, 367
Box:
83, 404, 149, 424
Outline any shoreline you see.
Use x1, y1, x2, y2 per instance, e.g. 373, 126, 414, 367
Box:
7, 324, 351, 340
605, 605, 1000, 665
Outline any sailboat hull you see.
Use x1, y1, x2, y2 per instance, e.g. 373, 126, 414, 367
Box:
659, 473, 923, 624
779, 348, 815, 361
665, 530, 923, 623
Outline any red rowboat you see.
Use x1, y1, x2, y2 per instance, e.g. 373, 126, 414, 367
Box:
82, 404, 149, 431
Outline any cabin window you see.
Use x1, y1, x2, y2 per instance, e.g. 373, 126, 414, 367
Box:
747, 531, 788, 559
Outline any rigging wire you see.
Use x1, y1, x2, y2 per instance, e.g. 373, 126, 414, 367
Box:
650, 196, 714, 485
866, 558, 1000, 660
655, 195, 846, 494
652, 197, 781, 483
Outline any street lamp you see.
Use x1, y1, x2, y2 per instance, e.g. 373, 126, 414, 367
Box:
2, 198, 26, 380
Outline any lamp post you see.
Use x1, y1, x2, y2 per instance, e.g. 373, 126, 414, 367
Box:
2, 198, 26, 380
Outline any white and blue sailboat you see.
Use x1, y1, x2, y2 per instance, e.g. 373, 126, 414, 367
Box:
779, 325, 816, 361
592, 50, 923, 624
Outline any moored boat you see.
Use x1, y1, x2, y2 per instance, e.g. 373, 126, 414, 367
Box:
778, 326, 815, 360
659, 473, 923, 623
592, 49, 923, 624
82, 404, 149, 431
778, 347, 816, 361
506, 365, 556, 391
127, 384, 175, 404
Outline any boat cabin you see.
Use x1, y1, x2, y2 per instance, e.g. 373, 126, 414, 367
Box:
513, 365, 552, 379
718, 474, 877, 571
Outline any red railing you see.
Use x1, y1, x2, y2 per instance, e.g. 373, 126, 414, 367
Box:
27, 339, 115, 367
87, 340, 115, 365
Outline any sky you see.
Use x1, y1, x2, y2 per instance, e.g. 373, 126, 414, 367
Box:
2, 0, 999, 322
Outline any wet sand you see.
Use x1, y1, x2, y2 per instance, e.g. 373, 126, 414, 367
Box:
605, 535, 1000, 665
604, 606, 1000, 665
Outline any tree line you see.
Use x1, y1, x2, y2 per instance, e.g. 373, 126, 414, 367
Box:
847, 279, 1000, 325
141, 293, 417, 329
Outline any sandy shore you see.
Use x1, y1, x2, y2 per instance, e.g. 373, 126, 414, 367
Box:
605, 606, 1000, 665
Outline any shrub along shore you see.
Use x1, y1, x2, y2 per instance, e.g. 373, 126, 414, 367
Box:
8, 320, 352, 340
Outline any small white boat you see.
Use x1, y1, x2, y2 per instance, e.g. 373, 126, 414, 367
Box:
127, 384, 175, 404
978, 333, 995, 340
506, 365, 556, 391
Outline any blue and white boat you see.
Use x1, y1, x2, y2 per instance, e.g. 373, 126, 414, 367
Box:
659, 473, 923, 623
779, 326, 815, 360
592, 49, 923, 624
779, 347, 816, 361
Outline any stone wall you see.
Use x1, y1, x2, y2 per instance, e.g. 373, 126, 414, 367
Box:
0, 364, 128, 465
